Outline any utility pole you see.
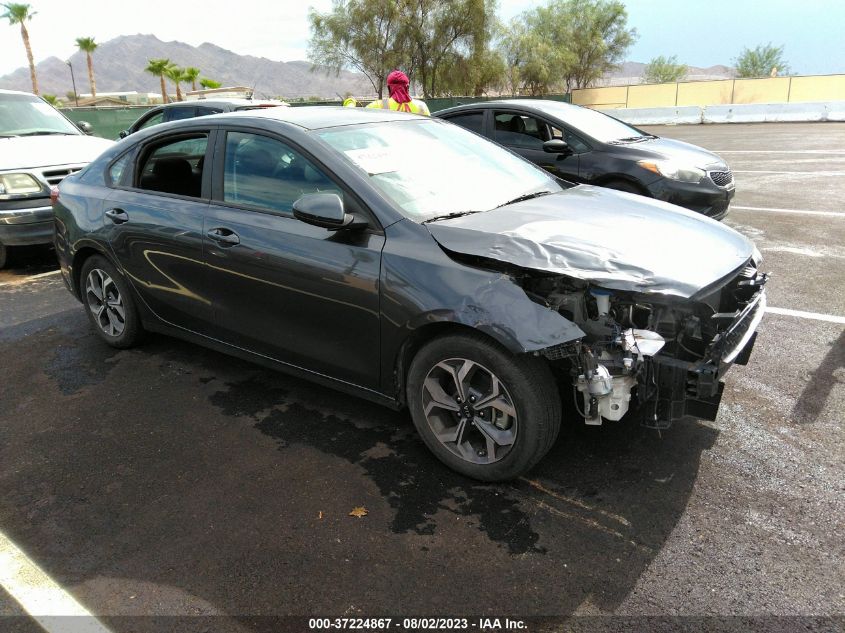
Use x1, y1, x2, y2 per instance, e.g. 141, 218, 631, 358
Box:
66, 60, 79, 107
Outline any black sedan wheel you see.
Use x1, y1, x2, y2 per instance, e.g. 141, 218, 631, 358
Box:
80, 255, 143, 348
407, 333, 561, 481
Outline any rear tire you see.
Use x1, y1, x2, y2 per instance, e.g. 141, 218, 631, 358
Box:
407, 332, 561, 481
79, 255, 143, 349
0, 243, 7, 269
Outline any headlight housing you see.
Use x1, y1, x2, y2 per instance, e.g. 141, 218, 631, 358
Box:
0, 173, 44, 198
637, 160, 705, 184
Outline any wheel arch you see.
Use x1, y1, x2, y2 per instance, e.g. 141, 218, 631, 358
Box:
392, 321, 515, 408
70, 242, 117, 300
593, 174, 652, 196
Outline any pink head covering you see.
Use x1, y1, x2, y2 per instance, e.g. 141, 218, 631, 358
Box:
387, 70, 411, 104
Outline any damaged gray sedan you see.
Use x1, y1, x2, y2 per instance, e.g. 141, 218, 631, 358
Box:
54, 107, 767, 481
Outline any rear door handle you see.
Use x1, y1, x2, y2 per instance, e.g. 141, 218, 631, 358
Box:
206, 227, 240, 246
105, 208, 129, 224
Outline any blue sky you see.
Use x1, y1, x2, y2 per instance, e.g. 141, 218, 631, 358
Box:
1, 0, 843, 77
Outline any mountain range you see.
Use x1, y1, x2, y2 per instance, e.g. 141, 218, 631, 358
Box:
0, 34, 735, 99
0, 34, 376, 99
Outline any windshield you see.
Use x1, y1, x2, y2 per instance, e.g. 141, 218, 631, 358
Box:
528, 101, 649, 143
0, 92, 80, 137
317, 119, 562, 222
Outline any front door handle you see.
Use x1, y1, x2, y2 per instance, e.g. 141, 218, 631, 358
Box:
206, 227, 240, 246
105, 208, 129, 224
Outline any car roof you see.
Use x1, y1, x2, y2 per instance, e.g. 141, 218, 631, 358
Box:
0, 88, 39, 97
436, 99, 583, 117
206, 105, 424, 130
159, 98, 286, 109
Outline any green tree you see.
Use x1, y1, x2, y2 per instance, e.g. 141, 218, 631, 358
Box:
75, 36, 98, 97
183, 66, 201, 91
199, 77, 221, 89
308, 0, 406, 98
165, 65, 185, 101
145, 58, 173, 103
2, 3, 38, 94
399, 0, 498, 98
502, 17, 573, 95
642, 55, 687, 84
42, 93, 59, 106
734, 43, 789, 78
504, 0, 636, 94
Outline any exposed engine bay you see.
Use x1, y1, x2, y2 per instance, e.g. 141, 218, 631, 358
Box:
520, 259, 768, 428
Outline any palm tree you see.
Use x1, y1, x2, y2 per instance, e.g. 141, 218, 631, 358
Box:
199, 78, 221, 89
2, 3, 38, 94
183, 66, 200, 92
75, 36, 98, 97
164, 65, 185, 102
145, 58, 172, 103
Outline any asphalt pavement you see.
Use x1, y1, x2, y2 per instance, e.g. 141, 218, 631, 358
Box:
0, 122, 843, 633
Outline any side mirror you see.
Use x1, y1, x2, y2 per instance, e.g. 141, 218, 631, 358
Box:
293, 193, 367, 230
76, 120, 93, 135
119, 130, 129, 139
543, 139, 571, 154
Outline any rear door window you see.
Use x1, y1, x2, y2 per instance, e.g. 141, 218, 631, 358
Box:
136, 135, 208, 198
445, 111, 485, 135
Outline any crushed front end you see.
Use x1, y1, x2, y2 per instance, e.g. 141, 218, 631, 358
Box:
523, 259, 768, 428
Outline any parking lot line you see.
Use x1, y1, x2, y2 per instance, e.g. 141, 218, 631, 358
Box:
0, 529, 112, 633
733, 170, 845, 175
732, 205, 845, 218
714, 150, 845, 154
0, 270, 62, 288
766, 307, 845, 324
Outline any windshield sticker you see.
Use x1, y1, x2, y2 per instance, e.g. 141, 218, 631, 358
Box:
344, 148, 400, 175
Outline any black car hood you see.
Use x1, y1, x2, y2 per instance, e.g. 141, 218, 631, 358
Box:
631, 136, 726, 168
426, 186, 754, 299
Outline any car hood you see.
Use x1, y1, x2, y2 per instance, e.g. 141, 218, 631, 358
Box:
425, 185, 754, 299
0, 135, 114, 171
632, 136, 726, 168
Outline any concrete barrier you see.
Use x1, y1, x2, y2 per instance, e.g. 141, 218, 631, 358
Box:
703, 102, 836, 123
598, 101, 845, 125
608, 106, 703, 126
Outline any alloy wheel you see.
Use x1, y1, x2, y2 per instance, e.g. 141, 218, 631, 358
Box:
85, 268, 126, 337
421, 358, 518, 465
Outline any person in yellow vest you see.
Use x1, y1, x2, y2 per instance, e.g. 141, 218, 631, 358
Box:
366, 70, 430, 116
343, 97, 358, 107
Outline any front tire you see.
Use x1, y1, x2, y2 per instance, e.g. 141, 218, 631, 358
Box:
80, 255, 143, 349
0, 242, 7, 269
407, 333, 561, 481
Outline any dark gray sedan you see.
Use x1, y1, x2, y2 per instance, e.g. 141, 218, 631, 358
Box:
435, 100, 735, 219
53, 107, 766, 480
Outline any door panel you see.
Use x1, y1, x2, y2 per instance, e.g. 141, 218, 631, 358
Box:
105, 133, 212, 332
205, 130, 383, 389
492, 111, 581, 181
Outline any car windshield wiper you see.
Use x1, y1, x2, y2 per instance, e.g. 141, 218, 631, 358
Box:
18, 131, 75, 136
495, 190, 554, 208
0, 134, 18, 138
423, 210, 485, 224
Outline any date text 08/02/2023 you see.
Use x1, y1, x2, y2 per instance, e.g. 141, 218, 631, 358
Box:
308, 617, 528, 630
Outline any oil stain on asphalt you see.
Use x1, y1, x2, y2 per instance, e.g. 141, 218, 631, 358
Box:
209, 376, 544, 555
